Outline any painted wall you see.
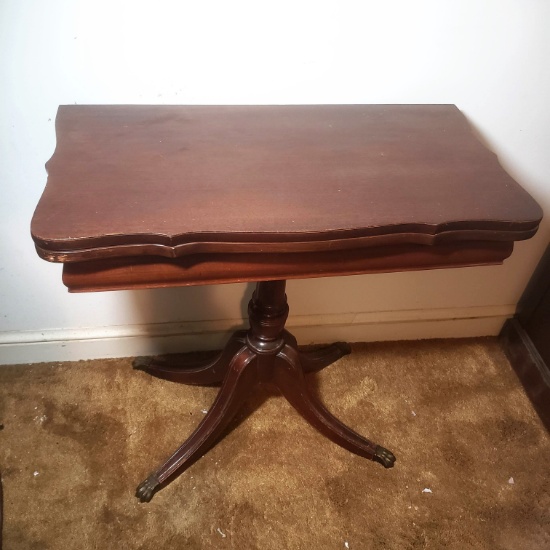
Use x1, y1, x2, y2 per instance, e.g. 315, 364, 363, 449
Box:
1, 0, 549, 364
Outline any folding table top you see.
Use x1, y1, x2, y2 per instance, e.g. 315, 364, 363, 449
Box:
31, 105, 542, 265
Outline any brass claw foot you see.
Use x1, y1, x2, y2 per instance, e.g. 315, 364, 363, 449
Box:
373, 445, 396, 468
136, 474, 161, 503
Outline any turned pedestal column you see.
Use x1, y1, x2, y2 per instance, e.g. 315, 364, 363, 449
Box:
135, 280, 395, 502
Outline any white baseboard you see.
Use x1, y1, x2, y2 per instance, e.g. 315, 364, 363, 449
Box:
0, 305, 515, 365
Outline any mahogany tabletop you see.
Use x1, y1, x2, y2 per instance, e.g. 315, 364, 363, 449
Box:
31, 105, 542, 265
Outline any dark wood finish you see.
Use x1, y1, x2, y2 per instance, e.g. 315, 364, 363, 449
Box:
133, 330, 248, 385
500, 245, 550, 431
61, 241, 514, 292
30, 105, 543, 503
136, 281, 394, 502
31, 105, 541, 263
500, 320, 550, 431
520, 245, 550, 365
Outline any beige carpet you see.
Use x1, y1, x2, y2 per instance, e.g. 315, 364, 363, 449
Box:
0, 338, 549, 549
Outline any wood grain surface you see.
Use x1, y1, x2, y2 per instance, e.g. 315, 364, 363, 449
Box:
31, 105, 542, 263
62, 241, 513, 292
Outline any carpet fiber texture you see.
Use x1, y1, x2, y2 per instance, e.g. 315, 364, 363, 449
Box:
0, 337, 549, 549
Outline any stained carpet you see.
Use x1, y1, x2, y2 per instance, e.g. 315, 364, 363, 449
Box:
0, 338, 549, 549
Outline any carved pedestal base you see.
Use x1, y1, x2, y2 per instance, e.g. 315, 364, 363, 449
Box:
134, 280, 395, 502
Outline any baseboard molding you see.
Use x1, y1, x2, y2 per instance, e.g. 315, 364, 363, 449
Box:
0, 305, 515, 365
499, 318, 550, 431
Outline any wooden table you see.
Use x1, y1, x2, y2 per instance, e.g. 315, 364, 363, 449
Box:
31, 105, 542, 502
